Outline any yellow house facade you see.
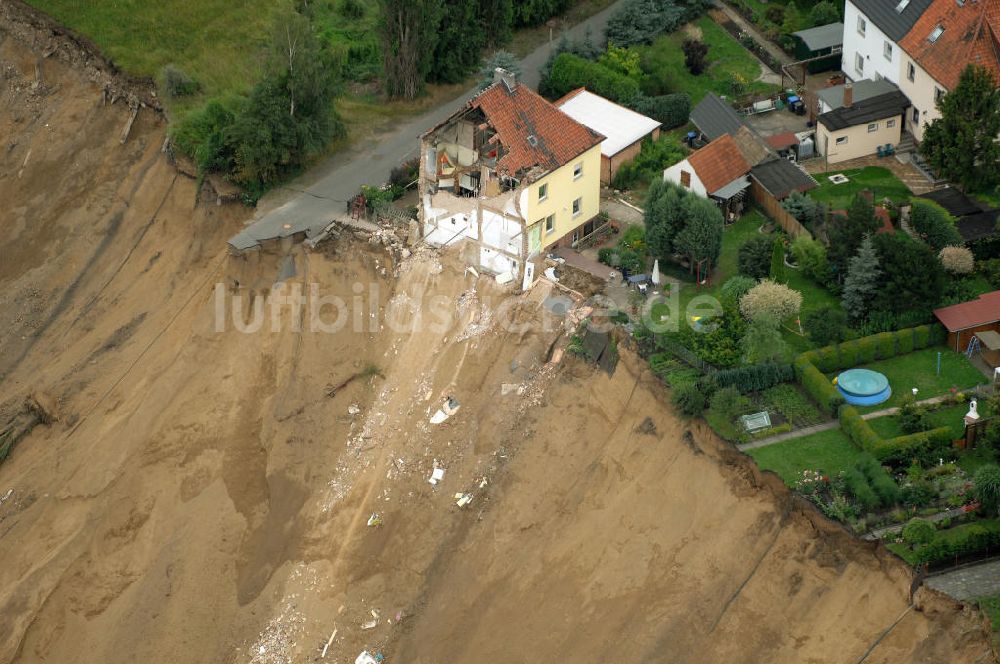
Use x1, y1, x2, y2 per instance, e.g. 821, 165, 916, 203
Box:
418, 69, 605, 288
524, 142, 603, 251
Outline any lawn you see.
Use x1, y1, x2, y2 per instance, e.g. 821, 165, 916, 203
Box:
977, 594, 1000, 632
637, 16, 778, 104
868, 403, 971, 439
26, 0, 369, 100
844, 347, 987, 413
747, 428, 861, 484
809, 167, 913, 211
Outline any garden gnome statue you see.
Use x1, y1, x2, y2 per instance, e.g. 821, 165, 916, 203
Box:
965, 399, 980, 426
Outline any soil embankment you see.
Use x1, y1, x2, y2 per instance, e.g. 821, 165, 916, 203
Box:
0, 15, 995, 664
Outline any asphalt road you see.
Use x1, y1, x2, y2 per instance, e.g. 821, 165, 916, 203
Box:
228, 0, 627, 250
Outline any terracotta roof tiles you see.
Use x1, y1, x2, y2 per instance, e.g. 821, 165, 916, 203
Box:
470, 82, 604, 177
933, 290, 1000, 331
687, 134, 751, 194
900, 0, 1000, 90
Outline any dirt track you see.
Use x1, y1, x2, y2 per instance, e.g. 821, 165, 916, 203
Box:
0, 21, 996, 664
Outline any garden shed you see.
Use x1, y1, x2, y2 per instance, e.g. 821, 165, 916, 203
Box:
556, 88, 661, 185
933, 290, 1000, 360
791, 22, 844, 73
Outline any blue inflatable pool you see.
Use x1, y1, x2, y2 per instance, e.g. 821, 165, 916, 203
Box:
836, 368, 891, 406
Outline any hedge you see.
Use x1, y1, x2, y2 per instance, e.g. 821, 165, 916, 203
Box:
631, 93, 691, 130
839, 404, 954, 464
712, 362, 794, 393
875, 332, 896, 360
911, 519, 1000, 567
840, 405, 880, 452
873, 427, 954, 466
798, 361, 844, 416
797, 324, 946, 377
545, 53, 641, 106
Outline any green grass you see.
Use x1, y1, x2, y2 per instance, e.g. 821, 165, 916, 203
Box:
27, 0, 312, 98
747, 427, 861, 484
868, 403, 970, 439
809, 166, 913, 211
976, 594, 1000, 632
637, 16, 778, 104
845, 347, 987, 413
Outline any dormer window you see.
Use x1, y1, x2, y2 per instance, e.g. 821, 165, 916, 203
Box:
929, 25, 944, 42
895, 0, 910, 12
526, 135, 538, 147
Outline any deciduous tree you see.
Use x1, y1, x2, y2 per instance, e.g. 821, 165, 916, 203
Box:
739, 280, 802, 323
378, 0, 442, 98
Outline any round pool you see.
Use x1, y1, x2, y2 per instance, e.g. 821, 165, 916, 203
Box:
836, 368, 891, 406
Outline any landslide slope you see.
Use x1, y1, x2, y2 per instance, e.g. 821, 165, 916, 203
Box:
0, 18, 994, 664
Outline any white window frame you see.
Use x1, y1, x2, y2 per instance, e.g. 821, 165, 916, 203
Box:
886, 118, 896, 128
855, 53, 864, 75
835, 136, 849, 145
867, 122, 879, 133
544, 214, 555, 234
883, 41, 893, 61
912, 107, 920, 124
934, 87, 944, 103
572, 197, 582, 217
538, 183, 548, 202
857, 17, 866, 36
573, 162, 583, 180
907, 62, 916, 82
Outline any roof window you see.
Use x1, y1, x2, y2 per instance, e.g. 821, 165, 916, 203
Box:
527, 135, 538, 147
895, 0, 910, 12
929, 25, 944, 42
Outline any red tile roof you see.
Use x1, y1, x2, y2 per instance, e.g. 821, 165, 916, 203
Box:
687, 134, 751, 194
933, 290, 1000, 331
900, 0, 1000, 90
874, 207, 895, 234
470, 82, 604, 178
765, 132, 800, 150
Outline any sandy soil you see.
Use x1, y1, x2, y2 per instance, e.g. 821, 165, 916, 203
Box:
0, 23, 996, 664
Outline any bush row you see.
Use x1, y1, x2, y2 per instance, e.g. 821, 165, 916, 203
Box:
798, 324, 945, 374
839, 405, 954, 464
912, 519, 1000, 567
713, 362, 794, 394
794, 357, 844, 416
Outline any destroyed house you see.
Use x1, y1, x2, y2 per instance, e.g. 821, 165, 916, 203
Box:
419, 69, 604, 288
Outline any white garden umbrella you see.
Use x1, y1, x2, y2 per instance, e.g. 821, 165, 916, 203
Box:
651, 259, 661, 286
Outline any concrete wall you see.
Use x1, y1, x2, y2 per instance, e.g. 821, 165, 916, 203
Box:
816, 113, 903, 163
842, 0, 902, 84
897, 56, 945, 142
522, 143, 602, 249
663, 158, 707, 197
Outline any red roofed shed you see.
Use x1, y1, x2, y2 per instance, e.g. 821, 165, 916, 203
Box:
933, 290, 1000, 355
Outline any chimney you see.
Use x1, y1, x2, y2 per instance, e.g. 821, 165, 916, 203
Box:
494, 67, 517, 92
843, 82, 853, 108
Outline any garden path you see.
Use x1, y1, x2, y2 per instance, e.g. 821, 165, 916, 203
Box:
925, 557, 1000, 600
863, 506, 969, 541
736, 394, 953, 452
709, 1, 792, 69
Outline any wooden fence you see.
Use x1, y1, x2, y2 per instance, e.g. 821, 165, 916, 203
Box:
749, 178, 812, 239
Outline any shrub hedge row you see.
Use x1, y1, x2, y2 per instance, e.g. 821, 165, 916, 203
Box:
795, 324, 946, 416
798, 324, 945, 375
912, 519, 1000, 567
794, 357, 845, 416
839, 405, 953, 463
712, 363, 794, 394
